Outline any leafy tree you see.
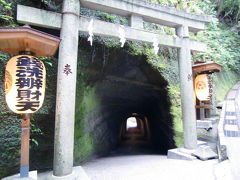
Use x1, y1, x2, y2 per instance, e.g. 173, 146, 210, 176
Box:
216, 0, 240, 25
0, 0, 14, 26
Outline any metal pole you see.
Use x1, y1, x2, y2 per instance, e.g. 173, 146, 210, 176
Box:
20, 113, 31, 178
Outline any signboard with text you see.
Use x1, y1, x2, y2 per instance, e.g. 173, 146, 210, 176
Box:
5, 55, 46, 114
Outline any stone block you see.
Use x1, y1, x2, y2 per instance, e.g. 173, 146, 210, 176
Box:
2, 170, 37, 180
217, 144, 228, 161
206, 117, 219, 124
192, 145, 218, 160
38, 166, 90, 180
167, 148, 197, 161
197, 120, 213, 130
197, 140, 208, 146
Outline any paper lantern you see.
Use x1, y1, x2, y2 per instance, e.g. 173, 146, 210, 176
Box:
195, 74, 210, 101
5, 55, 46, 114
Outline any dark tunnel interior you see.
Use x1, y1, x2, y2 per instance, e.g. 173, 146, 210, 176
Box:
76, 42, 176, 156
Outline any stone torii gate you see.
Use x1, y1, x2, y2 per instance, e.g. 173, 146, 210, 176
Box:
17, 0, 211, 179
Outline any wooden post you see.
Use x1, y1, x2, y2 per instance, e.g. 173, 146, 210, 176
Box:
20, 113, 31, 178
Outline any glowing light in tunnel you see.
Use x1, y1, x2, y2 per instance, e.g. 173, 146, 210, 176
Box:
126, 117, 138, 130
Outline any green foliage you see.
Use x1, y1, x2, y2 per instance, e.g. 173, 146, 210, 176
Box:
0, 0, 14, 26
80, 7, 128, 25
194, 18, 240, 72
0, 0, 62, 27
148, 0, 205, 14
0, 52, 11, 116
74, 77, 97, 162
213, 71, 240, 102
168, 84, 183, 147
0, 115, 21, 178
195, 0, 217, 15
217, 0, 240, 25
144, 22, 176, 35
189, 1, 240, 73
0, 52, 21, 176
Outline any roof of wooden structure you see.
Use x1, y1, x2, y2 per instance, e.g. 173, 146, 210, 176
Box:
192, 61, 222, 74
0, 26, 60, 56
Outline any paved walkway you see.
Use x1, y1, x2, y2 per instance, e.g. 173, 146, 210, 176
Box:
82, 154, 219, 180
218, 81, 240, 180
223, 82, 240, 137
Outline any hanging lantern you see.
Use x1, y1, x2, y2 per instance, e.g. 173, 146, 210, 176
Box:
0, 25, 60, 178
5, 55, 46, 114
195, 74, 210, 101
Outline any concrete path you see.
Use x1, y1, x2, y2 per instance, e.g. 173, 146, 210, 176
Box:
223, 82, 240, 137
218, 81, 240, 180
82, 154, 219, 180
217, 81, 240, 180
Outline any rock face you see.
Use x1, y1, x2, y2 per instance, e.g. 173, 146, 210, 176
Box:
74, 40, 176, 162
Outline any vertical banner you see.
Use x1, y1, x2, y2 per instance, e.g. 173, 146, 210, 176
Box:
207, 74, 213, 105
5, 55, 46, 114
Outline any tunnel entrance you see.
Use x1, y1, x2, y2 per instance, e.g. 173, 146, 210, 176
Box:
75, 43, 176, 159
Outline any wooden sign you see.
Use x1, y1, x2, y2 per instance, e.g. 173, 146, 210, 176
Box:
5, 55, 46, 114
195, 74, 210, 101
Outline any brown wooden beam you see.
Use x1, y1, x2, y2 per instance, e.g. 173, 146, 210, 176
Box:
192, 62, 222, 74
195, 105, 212, 109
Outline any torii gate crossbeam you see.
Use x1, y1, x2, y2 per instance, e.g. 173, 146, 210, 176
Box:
17, 5, 207, 52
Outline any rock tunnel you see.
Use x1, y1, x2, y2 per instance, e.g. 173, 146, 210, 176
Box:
74, 40, 176, 159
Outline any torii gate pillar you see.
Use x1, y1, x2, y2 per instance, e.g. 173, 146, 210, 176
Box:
53, 0, 80, 177
177, 25, 197, 150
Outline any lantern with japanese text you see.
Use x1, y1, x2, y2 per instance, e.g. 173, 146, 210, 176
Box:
195, 74, 210, 101
0, 25, 60, 178
192, 61, 222, 120
5, 55, 46, 114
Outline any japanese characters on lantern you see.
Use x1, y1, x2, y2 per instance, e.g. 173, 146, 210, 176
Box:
5, 55, 46, 114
